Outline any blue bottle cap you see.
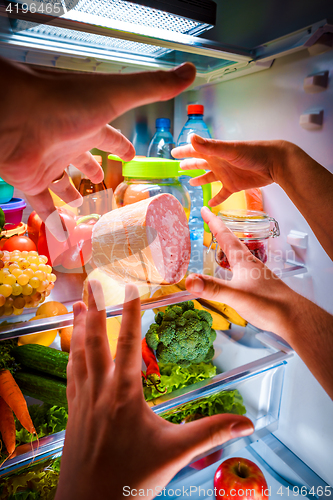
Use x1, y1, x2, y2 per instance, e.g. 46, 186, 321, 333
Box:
156, 118, 171, 128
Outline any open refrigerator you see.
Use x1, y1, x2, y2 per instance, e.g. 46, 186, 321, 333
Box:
0, 0, 332, 496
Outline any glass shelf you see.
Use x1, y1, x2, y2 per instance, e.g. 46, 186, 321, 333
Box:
0, 245, 308, 341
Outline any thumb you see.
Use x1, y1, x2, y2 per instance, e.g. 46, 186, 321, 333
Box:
58, 63, 196, 124
178, 414, 254, 464
186, 273, 241, 304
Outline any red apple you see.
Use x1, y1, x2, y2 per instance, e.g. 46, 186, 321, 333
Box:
214, 457, 268, 500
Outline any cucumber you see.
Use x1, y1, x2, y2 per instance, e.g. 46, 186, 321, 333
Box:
14, 370, 67, 408
12, 344, 68, 380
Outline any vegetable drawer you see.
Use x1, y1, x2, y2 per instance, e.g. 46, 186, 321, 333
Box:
0, 335, 290, 478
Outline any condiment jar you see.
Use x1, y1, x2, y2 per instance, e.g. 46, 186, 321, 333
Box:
210, 210, 280, 269
112, 156, 191, 218
111, 155, 212, 230
78, 155, 111, 216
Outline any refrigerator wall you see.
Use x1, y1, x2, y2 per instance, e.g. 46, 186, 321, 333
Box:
174, 46, 333, 484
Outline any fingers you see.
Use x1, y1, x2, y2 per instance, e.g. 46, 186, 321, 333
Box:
70, 301, 88, 387
114, 284, 142, 392
84, 280, 112, 393
178, 414, 254, 462
101, 63, 196, 117
201, 207, 252, 267
72, 152, 104, 184
186, 273, 236, 304
209, 186, 233, 207
94, 125, 135, 162
172, 143, 198, 160
190, 134, 245, 164
179, 158, 209, 170
49, 170, 82, 207
189, 171, 217, 187
25, 189, 59, 225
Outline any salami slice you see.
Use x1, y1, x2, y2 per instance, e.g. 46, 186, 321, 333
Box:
92, 193, 191, 285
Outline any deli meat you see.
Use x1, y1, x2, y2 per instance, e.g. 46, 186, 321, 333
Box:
92, 193, 191, 285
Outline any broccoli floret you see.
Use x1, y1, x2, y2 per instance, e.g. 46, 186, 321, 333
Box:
155, 311, 164, 325
197, 309, 213, 329
209, 328, 217, 344
145, 324, 159, 351
145, 301, 215, 366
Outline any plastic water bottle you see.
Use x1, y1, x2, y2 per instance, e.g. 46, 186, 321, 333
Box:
177, 104, 212, 274
132, 119, 151, 156
147, 118, 175, 158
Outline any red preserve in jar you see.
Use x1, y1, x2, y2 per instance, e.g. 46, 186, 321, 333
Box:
213, 210, 280, 269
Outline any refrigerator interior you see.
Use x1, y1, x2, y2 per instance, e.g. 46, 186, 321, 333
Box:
0, 2, 332, 493
173, 46, 333, 485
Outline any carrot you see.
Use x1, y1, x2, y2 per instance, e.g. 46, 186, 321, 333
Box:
0, 370, 36, 435
142, 339, 165, 393
0, 395, 16, 456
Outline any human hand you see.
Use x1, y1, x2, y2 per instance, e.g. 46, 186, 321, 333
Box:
55, 279, 254, 500
186, 207, 299, 338
172, 135, 291, 206
0, 57, 196, 226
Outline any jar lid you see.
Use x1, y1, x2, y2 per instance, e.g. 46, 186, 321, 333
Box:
0, 198, 26, 211
218, 209, 271, 235
108, 154, 180, 179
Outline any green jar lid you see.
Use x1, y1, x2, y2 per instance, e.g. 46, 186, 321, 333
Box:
108, 154, 180, 179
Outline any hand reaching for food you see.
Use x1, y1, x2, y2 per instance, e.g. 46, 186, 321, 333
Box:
0, 56, 196, 233
55, 279, 254, 500
185, 207, 333, 399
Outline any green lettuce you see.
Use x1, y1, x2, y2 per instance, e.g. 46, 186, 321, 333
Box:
161, 389, 246, 424
0, 457, 60, 500
15, 405, 68, 445
143, 362, 216, 401
0, 338, 19, 374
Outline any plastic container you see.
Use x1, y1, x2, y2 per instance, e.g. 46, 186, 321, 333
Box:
0, 198, 26, 230
212, 210, 280, 269
113, 156, 191, 218
177, 104, 212, 273
0, 178, 14, 204
147, 118, 175, 159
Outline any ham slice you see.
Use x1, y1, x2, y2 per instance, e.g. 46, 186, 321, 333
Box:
92, 193, 191, 285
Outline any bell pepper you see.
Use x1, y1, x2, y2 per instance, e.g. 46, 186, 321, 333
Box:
38, 210, 100, 270
27, 211, 43, 246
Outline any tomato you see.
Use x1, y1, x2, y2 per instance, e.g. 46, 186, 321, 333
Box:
2, 235, 37, 252
27, 211, 42, 246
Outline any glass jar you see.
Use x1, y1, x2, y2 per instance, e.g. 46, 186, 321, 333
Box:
211, 210, 280, 269
112, 156, 191, 220
78, 155, 112, 216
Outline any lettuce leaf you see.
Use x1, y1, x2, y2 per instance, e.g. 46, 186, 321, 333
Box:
143, 362, 216, 401
15, 405, 68, 445
161, 389, 246, 424
0, 338, 19, 374
0, 458, 60, 500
